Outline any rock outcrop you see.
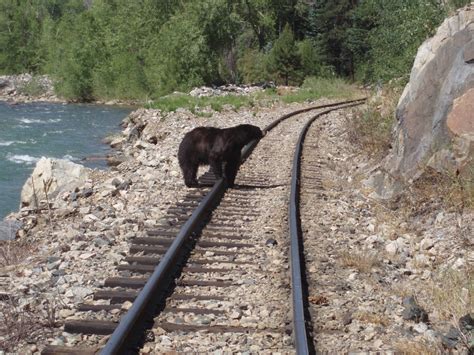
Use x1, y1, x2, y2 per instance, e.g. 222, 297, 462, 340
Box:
372, 4, 474, 198
20, 158, 90, 209
0, 74, 59, 103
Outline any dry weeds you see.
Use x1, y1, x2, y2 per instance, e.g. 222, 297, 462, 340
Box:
428, 267, 473, 322
347, 88, 399, 157
0, 240, 34, 268
339, 249, 380, 273
394, 339, 443, 354
353, 310, 390, 326
0, 296, 59, 351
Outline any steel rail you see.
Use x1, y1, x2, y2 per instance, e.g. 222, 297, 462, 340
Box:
101, 98, 366, 355
101, 140, 261, 355
263, 97, 366, 133
289, 100, 366, 355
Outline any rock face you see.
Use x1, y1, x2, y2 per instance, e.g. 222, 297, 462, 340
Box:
378, 4, 474, 196
20, 158, 90, 208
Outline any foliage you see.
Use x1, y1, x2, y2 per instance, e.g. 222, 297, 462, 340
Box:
347, 88, 400, 156
267, 24, 302, 85
17, 77, 47, 97
237, 48, 271, 84
0, 0, 471, 100
352, 0, 446, 84
44, 10, 102, 101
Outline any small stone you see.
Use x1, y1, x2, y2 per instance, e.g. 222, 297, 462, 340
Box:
47, 256, 61, 263
59, 309, 75, 318
364, 330, 376, 341
121, 301, 133, 310
402, 296, 429, 323
342, 312, 352, 326
459, 313, 474, 331
373, 339, 383, 348
230, 310, 242, 319
265, 238, 278, 246
348, 272, 358, 281
50, 338, 65, 346
160, 336, 172, 346
79, 252, 95, 259
413, 322, 428, 333
81, 188, 94, 198
385, 240, 399, 255
419, 237, 434, 250
142, 345, 152, 353
424, 329, 437, 342
441, 326, 461, 348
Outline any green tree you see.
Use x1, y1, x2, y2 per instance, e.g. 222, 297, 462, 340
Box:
45, 10, 102, 100
0, 0, 44, 73
268, 24, 301, 85
353, 0, 446, 83
297, 39, 325, 77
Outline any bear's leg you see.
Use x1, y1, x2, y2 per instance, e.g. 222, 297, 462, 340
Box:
209, 153, 223, 179
183, 163, 199, 187
224, 154, 241, 188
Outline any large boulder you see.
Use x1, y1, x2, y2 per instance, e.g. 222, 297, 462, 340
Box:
371, 5, 474, 198
21, 158, 90, 209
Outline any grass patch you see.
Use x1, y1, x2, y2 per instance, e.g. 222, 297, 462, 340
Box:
411, 167, 474, 213
354, 311, 389, 326
394, 339, 442, 354
428, 267, 473, 322
147, 92, 256, 113
147, 77, 361, 114
347, 87, 400, 156
280, 77, 359, 103
339, 250, 380, 273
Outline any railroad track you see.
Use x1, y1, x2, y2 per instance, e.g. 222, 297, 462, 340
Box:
41, 98, 366, 355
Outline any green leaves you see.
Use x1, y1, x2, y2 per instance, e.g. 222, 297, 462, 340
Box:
267, 24, 301, 85
0, 0, 470, 100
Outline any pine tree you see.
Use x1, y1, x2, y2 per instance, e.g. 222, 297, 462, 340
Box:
268, 24, 301, 85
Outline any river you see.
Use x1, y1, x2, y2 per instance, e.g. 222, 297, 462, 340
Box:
0, 101, 131, 219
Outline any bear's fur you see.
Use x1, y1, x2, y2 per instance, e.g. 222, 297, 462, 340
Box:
178, 124, 263, 187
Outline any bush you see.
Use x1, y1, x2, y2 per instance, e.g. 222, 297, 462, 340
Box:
267, 24, 302, 85
237, 48, 271, 84
347, 88, 399, 156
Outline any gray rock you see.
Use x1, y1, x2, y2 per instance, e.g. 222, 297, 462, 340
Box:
80, 188, 94, 198
441, 325, 461, 349
0, 219, 22, 241
402, 296, 429, 323
459, 313, 474, 331
265, 238, 278, 246
369, 5, 474, 196
21, 158, 90, 209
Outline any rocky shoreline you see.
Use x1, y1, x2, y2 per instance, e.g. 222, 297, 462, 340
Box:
0, 74, 60, 104
0, 100, 303, 352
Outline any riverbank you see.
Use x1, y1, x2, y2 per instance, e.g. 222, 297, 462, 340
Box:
0, 74, 139, 106
0, 74, 60, 104
0, 101, 132, 220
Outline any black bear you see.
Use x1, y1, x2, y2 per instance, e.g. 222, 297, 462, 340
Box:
178, 124, 263, 187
